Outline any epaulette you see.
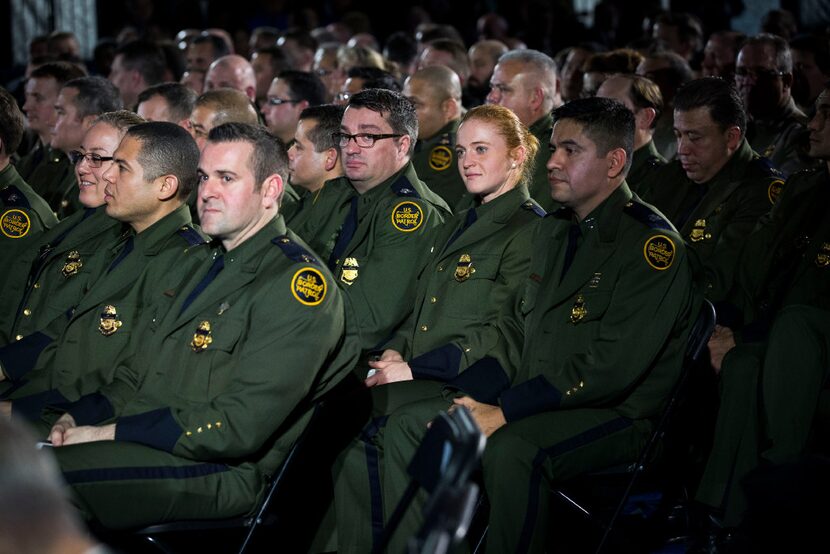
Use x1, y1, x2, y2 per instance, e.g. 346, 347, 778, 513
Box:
521, 199, 546, 218
389, 174, 422, 198
749, 155, 784, 179
0, 185, 32, 209
623, 200, 673, 231
272, 235, 320, 265
176, 224, 208, 246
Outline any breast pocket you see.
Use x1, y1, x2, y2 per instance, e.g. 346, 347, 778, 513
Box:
443, 255, 500, 321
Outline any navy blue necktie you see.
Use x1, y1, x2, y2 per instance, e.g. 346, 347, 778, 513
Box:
328, 196, 359, 270
560, 223, 581, 282
445, 208, 478, 250
179, 255, 224, 315
107, 236, 134, 273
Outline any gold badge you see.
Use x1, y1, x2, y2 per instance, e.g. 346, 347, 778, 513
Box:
767, 179, 784, 205
454, 254, 475, 282
340, 257, 359, 285
292, 267, 327, 306
191, 321, 213, 352
816, 243, 830, 268
644, 235, 676, 270
98, 305, 122, 336
428, 145, 453, 171
689, 219, 707, 242
588, 272, 602, 288
570, 294, 588, 324
0, 209, 31, 239
62, 250, 83, 277
391, 201, 424, 232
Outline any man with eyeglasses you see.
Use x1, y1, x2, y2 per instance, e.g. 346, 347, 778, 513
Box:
735, 33, 816, 177
261, 70, 327, 146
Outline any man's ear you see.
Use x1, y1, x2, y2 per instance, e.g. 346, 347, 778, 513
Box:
262, 173, 283, 208
324, 147, 339, 172
157, 175, 180, 201
725, 125, 742, 151
80, 114, 98, 132
397, 134, 412, 159
636, 107, 657, 130
607, 147, 627, 179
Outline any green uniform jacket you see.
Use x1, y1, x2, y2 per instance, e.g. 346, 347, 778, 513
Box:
280, 182, 301, 222
16, 144, 81, 219
3, 205, 211, 412
717, 166, 830, 334
527, 112, 557, 213
51, 216, 355, 476
331, 162, 451, 352
449, 183, 698, 422
627, 139, 667, 195
286, 176, 354, 261
746, 97, 816, 178
0, 207, 122, 348
640, 139, 780, 300
383, 185, 545, 380
411, 119, 467, 209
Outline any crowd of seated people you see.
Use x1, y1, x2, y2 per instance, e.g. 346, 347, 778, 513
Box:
1, 5, 829, 553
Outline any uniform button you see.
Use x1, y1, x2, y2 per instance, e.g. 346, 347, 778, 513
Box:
430, 296, 437, 303
22, 308, 31, 316
437, 266, 444, 272
33, 282, 40, 289
464, 347, 471, 353
15, 335, 23, 341
430, 247, 435, 253
420, 325, 428, 332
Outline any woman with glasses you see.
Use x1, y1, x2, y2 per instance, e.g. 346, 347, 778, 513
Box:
0, 111, 142, 359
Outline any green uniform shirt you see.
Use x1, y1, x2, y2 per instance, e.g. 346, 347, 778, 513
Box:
627, 139, 667, 195
16, 144, 82, 219
384, 185, 545, 380
640, 139, 780, 300
527, 112, 557, 213
411, 119, 467, 209
55, 216, 355, 477
286, 176, 355, 261
746, 97, 817, 178
280, 182, 301, 222
3, 205, 211, 408
331, 162, 451, 352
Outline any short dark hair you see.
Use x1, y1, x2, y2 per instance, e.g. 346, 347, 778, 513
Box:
610, 74, 664, 128
674, 77, 747, 137
280, 28, 318, 52
276, 70, 327, 105
552, 96, 635, 174
384, 32, 418, 68
29, 61, 87, 85
92, 110, 145, 132
192, 33, 230, 59
654, 12, 704, 52
300, 104, 345, 151
743, 33, 793, 73
137, 82, 198, 122
347, 88, 417, 155
254, 46, 290, 75
424, 38, 471, 81
347, 66, 401, 92
790, 34, 830, 75
63, 76, 124, 118
125, 121, 201, 199
207, 123, 289, 191
115, 40, 167, 85
417, 24, 464, 47
0, 88, 25, 156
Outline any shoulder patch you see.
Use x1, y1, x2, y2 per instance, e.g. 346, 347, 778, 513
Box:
272, 235, 320, 265
177, 225, 209, 246
389, 174, 422, 198
623, 201, 673, 231
643, 234, 676, 270
428, 145, 454, 171
767, 179, 785, 205
0, 185, 32, 209
291, 267, 327, 306
1, 208, 31, 239
391, 200, 424, 232
521, 199, 546, 218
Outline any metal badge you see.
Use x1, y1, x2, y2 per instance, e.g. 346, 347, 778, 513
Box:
340, 257, 359, 285
816, 242, 830, 268
191, 321, 213, 352
62, 250, 83, 277
454, 254, 475, 282
570, 294, 588, 324
689, 219, 707, 243
588, 272, 602, 288
98, 305, 122, 336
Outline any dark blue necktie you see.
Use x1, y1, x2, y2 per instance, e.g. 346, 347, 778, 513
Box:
328, 196, 359, 270
560, 223, 581, 282
445, 208, 478, 250
107, 236, 134, 273
179, 255, 224, 315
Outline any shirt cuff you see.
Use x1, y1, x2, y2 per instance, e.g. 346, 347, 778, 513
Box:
444, 356, 511, 405
500, 375, 562, 422
0, 332, 52, 381
410, 343, 463, 381
115, 408, 182, 453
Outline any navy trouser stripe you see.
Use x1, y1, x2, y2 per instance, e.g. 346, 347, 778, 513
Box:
63, 462, 230, 484
362, 415, 388, 548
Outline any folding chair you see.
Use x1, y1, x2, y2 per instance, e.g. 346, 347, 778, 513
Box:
373, 405, 486, 554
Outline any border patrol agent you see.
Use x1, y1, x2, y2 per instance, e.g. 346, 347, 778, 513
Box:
43, 123, 355, 529
381, 98, 699, 553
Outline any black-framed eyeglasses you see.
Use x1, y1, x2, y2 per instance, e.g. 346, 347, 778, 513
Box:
734, 67, 786, 80
333, 132, 404, 148
266, 97, 301, 106
68, 150, 114, 168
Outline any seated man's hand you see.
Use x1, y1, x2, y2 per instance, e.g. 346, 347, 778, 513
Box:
61, 423, 116, 446
452, 396, 506, 438
708, 324, 737, 374
365, 356, 413, 387
50, 413, 77, 446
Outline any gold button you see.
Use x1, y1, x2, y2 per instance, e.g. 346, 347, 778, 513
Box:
420, 325, 428, 332
15, 335, 23, 341
464, 347, 471, 353
430, 296, 437, 303
437, 266, 444, 272
215, 421, 222, 428
207, 423, 212, 429
33, 282, 40, 289
186, 431, 192, 436
22, 308, 31, 316
430, 246, 435, 253
197, 427, 203, 433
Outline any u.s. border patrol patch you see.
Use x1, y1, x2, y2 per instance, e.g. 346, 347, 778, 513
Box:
767, 179, 784, 204
292, 267, 327, 306
1, 209, 31, 238
644, 235, 675, 270
391, 201, 424, 232
428, 145, 453, 171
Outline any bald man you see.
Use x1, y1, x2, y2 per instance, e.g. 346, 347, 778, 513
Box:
403, 65, 467, 208
467, 39, 508, 105
205, 55, 257, 101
